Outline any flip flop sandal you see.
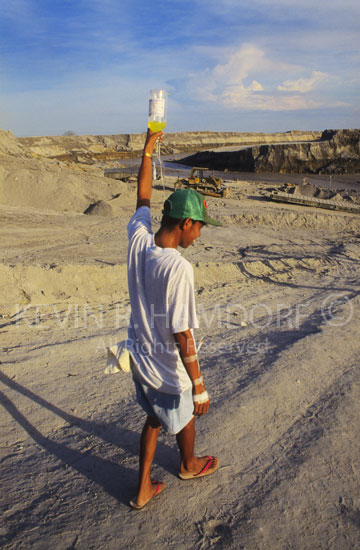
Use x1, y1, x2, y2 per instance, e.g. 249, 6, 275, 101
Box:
178, 456, 219, 480
129, 481, 165, 510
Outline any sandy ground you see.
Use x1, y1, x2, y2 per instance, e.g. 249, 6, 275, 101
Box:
1, 171, 360, 549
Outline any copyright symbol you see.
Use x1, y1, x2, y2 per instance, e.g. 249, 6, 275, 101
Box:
321, 294, 353, 327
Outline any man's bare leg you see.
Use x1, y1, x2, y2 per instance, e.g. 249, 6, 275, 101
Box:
134, 415, 165, 506
176, 416, 218, 476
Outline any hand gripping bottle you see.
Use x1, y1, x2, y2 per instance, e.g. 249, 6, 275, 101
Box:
148, 89, 167, 132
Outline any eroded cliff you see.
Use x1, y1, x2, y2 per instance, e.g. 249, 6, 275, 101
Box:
16, 130, 321, 161
179, 130, 360, 174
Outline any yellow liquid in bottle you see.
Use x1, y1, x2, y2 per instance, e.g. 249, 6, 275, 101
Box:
148, 121, 167, 132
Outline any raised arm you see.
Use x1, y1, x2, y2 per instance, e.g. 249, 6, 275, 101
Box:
136, 129, 164, 210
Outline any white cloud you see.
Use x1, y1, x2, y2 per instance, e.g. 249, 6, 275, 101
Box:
187, 45, 337, 111
188, 45, 274, 102
221, 89, 322, 111
278, 71, 329, 93
248, 80, 264, 91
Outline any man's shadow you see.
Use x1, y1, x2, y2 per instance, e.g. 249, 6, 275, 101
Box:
0, 371, 178, 505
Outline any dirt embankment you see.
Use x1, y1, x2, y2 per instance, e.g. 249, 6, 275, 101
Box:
179, 129, 360, 174
0, 130, 128, 214
16, 130, 321, 162
0, 128, 321, 214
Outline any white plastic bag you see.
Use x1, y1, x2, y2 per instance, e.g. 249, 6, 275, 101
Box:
105, 341, 131, 374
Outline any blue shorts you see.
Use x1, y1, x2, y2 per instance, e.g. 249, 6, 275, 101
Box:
134, 379, 194, 435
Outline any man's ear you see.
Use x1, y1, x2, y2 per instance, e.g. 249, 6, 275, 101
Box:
180, 217, 193, 230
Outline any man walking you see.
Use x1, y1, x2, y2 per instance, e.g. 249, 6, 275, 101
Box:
127, 129, 220, 510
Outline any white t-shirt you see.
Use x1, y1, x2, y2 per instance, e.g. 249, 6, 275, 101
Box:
127, 207, 199, 394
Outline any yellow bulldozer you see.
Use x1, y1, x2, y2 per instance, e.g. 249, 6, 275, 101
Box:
174, 167, 230, 198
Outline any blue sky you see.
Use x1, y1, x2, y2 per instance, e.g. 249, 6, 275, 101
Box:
1, 0, 359, 136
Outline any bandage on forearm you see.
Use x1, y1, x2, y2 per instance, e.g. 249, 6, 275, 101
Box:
193, 375, 203, 386
183, 354, 197, 364
193, 391, 209, 404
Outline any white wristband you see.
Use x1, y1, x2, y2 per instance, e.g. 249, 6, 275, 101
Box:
193, 391, 209, 404
183, 354, 197, 364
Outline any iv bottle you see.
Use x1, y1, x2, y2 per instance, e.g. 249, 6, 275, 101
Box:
148, 89, 167, 132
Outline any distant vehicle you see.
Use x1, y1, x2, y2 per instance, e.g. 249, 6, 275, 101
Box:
174, 167, 230, 198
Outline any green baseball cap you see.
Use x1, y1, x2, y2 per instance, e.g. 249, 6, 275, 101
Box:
163, 189, 222, 226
